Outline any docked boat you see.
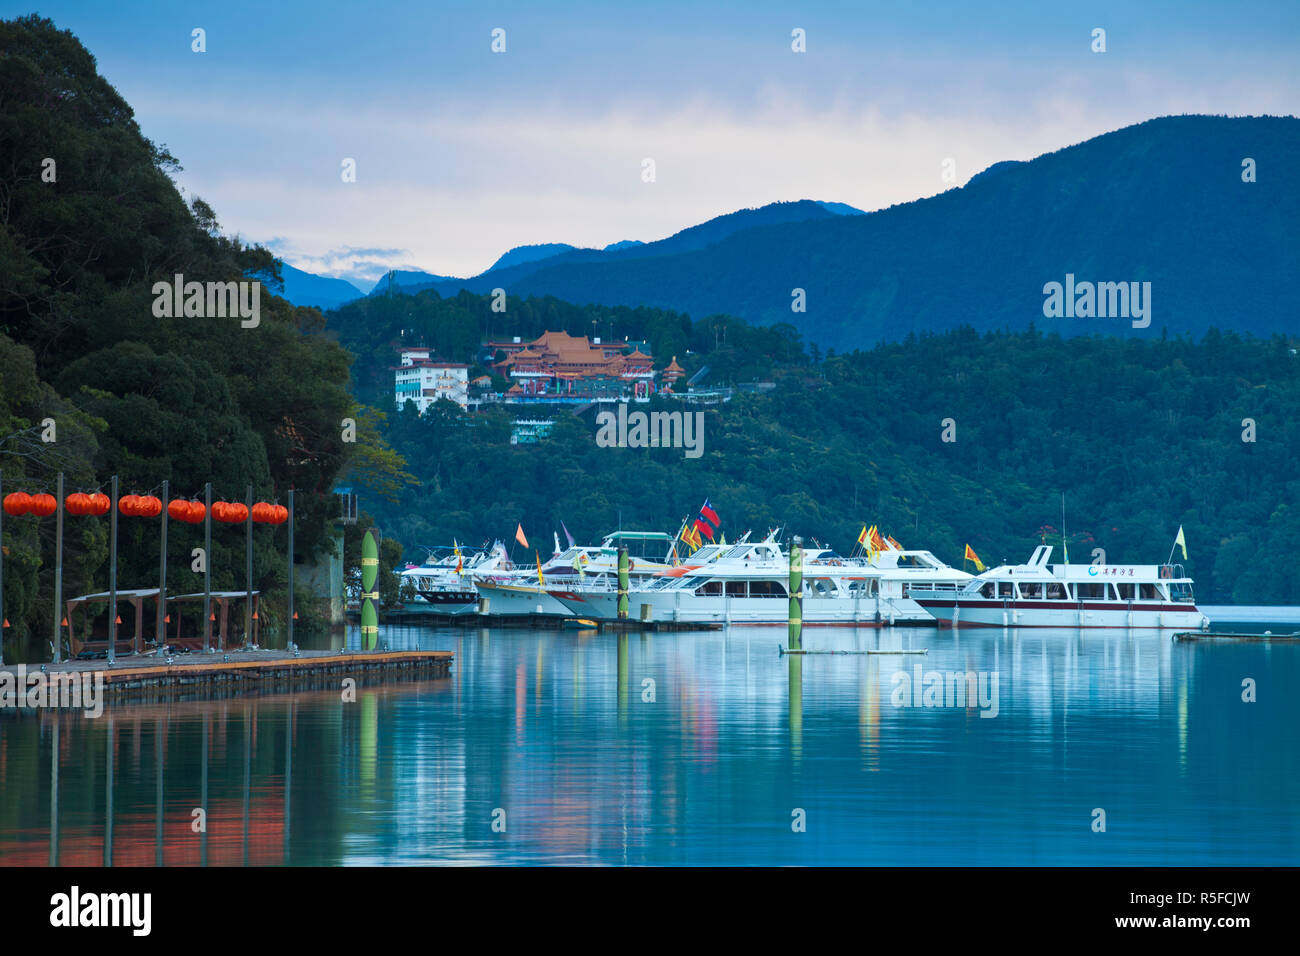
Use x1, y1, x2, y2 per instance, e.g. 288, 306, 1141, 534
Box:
400, 545, 505, 616
552, 536, 972, 625
474, 531, 679, 618
908, 545, 1209, 629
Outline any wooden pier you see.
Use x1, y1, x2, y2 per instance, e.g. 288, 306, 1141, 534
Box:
1173, 631, 1300, 643
4, 648, 453, 704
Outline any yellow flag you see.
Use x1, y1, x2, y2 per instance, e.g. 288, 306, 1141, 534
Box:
536, 550, 544, 586
857, 525, 868, 546
964, 544, 985, 572
1174, 526, 1187, 560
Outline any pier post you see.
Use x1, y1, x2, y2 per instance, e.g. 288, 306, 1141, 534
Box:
617, 547, 629, 620
788, 535, 803, 649
203, 482, 212, 653
287, 489, 295, 650
108, 474, 118, 664
245, 484, 254, 646
1, 471, 6, 668
157, 479, 168, 650
361, 529, 379, 650
52, 472, 63, 662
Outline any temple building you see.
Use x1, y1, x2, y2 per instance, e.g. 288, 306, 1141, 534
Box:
495, 330, 659, 400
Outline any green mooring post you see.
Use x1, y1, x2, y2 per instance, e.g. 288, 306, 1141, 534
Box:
788, 535, 803, 649
617, 546, 629, 620
361, 529, 379, 650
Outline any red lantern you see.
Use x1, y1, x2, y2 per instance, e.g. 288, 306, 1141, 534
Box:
274, 504, 289, 525
140, 495, 162, 517
3, 492, 32, 516
187, 500, 205, 524
89, 493, 110, 516
251, 502, 272, 523
118, 494, 138, 516
64, 493, 88, 516
167, 498, 190, 522
29, 493, 57, 517
229, 502, 249, 523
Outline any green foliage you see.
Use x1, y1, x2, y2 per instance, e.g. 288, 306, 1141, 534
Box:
0, 15, 366, 656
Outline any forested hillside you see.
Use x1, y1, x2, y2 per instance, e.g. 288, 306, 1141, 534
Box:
0, 15, 383, 657
340, 286, 1300, 605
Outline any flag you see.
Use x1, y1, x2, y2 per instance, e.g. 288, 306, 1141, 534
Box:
719, 532, 726, 546
561, 520, 576, 548
700, 499, 720, 527
683, 525, 702, 550
964, 544, 985, 572
515, 524, 529, 549
886, 535, 903, 551
456, 554, 463, 574
870, 526, 886, 552
553, 531, 561, 555
536, 550, 544, 586
694, 518, 715, 542
1174, 526, 1187, 560
857, 525, 868, 546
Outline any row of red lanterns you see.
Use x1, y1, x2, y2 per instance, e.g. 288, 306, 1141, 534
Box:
4, 492, 289, 524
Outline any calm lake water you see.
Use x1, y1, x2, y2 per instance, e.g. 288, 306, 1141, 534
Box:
1, 622, 1296, 865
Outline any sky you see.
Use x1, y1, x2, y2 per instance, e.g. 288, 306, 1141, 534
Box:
12, 1, 1299, 289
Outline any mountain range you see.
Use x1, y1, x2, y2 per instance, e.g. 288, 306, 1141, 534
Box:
282, 115, 1298, 351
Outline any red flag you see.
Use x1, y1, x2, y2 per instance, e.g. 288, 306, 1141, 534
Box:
694, 518, 715, 542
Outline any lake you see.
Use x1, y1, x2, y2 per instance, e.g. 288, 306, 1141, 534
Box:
1, 621, 1296, 865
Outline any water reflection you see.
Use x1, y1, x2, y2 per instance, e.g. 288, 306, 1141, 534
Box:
1, 624, 1297, 865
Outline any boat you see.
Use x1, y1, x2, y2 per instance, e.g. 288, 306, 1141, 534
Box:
908, 545, 1209, 629
474, 531, 679, 618
552, 535, 972, 625
399, 545, 505, 616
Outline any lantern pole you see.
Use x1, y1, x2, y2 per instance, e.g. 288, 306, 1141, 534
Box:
0, 471, 5, 668
245, 484, 253, 647
203, 482, 212, 654
108, 474, 118, 665
157, 479, 168, 651
52, 472, 64, 664
287, 489, 295, 651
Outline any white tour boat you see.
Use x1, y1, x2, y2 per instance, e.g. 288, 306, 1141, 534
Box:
909, 545, 1209, 629
474, 531, 679, 618
400, 545, 506, 616
552, 536, 972, 625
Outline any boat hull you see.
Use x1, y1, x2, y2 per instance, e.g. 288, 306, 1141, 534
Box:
554, 590, 934, 625
916, 599, 1207, 629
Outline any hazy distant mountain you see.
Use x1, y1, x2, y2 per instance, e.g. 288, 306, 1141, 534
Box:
815, 201, 867, 215
367, 269, 457, 296
603, 239, 644, 251
421, 199, 847, 297
470, 116, 1297, 351
268, 262, 365, 310
485, 243, 577, 272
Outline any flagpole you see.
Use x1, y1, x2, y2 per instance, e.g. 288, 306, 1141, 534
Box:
1061, 492, 1067, 565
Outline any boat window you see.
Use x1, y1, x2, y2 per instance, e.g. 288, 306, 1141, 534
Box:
1018, 582, 1043, 599
1116, 582, 1135, 601
1077, 582, 1106, 599
998, 582, 1013, 598
806, 577, 836, 596
980, 582, 996, 599
695, 580, 723, 596
750, 580, 788, 598
1139, 583, 1158, 600
1045, 582, 1067, 600
725, 581, 747, 597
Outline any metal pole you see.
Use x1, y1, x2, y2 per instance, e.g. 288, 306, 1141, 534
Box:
52, 472, 64, 663
203, 482, 212, 653
1, 471, 5, 668
108, 475, 118, 665
157, 479, 168, 650
245, 484, 253, 646
287, 489, 295, 650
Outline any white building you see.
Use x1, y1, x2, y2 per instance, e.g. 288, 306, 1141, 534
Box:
394, 348, 469, 412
